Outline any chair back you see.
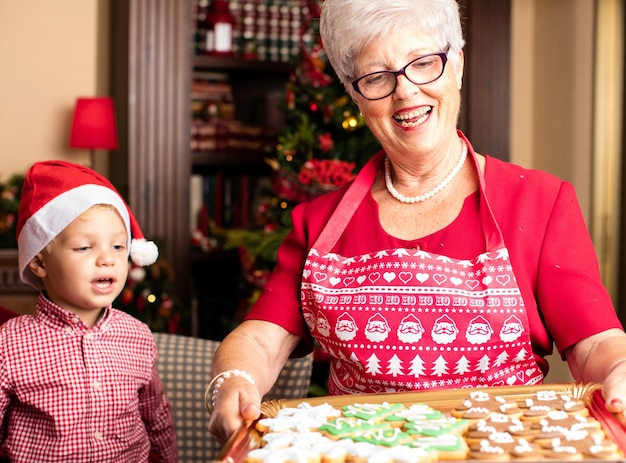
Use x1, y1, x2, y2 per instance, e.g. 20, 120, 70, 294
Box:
153, 332, 313, 463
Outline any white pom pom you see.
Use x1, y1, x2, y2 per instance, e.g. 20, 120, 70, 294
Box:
130, 238, 159, 266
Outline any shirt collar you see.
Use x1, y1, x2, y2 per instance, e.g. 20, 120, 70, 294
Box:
36, 292, 112, 332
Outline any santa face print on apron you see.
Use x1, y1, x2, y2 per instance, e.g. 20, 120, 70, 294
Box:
301, 135, 544, 395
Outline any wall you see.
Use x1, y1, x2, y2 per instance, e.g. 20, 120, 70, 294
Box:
510, 0, 594, 218
510, 0, 596, 384
0, 0, 110, 314
0, 0, 110, 179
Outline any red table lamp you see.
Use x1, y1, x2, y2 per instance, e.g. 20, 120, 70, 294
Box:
69, 97, 118, 167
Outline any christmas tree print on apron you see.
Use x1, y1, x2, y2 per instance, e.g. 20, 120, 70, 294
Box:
301, 133, 544, 395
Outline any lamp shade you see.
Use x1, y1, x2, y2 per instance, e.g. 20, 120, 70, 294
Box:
69, 97, 118, 150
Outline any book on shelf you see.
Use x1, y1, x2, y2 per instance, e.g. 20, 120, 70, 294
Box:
190, 172, 262, 236
192, 70, 235, 121
190, 174, 204, 235
190, 119, 276, 153
194, 70, 230, 82
191, 81, 233, 96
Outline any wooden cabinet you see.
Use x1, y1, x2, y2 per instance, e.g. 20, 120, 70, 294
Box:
189, 56, 292, 338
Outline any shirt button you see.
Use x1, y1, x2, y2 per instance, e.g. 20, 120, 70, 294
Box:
91, 380, 101, 390
63, 326, 73, 334
94, 431, 102, 440
71, 316, 80, 324
84, 332, 93, 339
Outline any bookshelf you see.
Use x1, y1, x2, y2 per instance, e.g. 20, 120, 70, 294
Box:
189, 1, 299, 338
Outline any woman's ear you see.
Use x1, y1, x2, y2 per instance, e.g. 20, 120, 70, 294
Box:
28, 253, 47, 278
456, 50, 465, 90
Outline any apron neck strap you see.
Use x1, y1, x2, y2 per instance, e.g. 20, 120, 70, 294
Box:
312, 131, 505, 251
312, 150, 385, 250
460, 130, 506, 250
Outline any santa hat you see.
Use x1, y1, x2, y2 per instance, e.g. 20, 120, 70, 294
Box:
17, 160, 158, 290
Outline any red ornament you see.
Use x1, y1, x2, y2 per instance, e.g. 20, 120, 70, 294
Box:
121, 288, 134, 306
204, 0, 236, 56
317, 132, 334, 153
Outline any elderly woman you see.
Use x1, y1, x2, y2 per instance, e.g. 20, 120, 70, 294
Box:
207, 0, 626, 442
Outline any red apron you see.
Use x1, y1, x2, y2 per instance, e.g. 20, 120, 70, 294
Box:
301, 136, 544, 395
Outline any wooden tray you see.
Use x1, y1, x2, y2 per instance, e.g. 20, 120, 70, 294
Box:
216, 382, 626, 463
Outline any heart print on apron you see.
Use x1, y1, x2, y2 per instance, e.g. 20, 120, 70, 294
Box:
301, 134, 544, 395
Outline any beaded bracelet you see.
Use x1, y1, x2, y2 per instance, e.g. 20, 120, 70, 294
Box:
205, 369, 255, 415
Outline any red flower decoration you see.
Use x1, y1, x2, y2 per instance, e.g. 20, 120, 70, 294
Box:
298, 167, 314, 185
317, 133, 334, 153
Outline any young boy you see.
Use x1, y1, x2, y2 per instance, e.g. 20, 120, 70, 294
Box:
0, 161, 178, 462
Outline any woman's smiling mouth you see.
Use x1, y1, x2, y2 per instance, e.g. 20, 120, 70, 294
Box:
393, 106, 432, 127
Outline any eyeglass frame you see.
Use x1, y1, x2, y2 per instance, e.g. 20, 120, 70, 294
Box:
351, 44, 451, 101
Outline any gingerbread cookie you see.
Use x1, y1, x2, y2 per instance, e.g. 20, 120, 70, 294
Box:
466, 414, 535, 445
452, 391, 522, 420
518, 390, 588, 420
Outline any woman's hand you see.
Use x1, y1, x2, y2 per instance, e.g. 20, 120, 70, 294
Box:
206, 320, 301, 443
208, 375, 262, 443
567, 328, 626, 425
600, 359, 626, 426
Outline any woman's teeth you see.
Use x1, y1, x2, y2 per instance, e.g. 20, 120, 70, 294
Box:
394, 107, 432, 127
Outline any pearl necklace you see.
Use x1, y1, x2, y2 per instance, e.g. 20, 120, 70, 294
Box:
384, 141, 468, 203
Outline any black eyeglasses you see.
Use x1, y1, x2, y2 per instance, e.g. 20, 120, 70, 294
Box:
351, 45, 450, 100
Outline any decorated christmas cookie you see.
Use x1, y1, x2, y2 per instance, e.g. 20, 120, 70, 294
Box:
410, 433, 469, 460
256, 402, 341, 433
518, 390, 589, 420
405, 416, 469, 437
468, 438, 512, 461
466, 414, 535, 444
509, 439, 543, 460
531, 410, 604, 444
351, 426, 414, 447
342, 402, 404, 421
318, 417, 386, 440
451, 391, 522, 420
384, 403, 446, 427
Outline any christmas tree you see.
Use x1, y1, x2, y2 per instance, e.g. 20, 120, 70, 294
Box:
226, 0, 380, 294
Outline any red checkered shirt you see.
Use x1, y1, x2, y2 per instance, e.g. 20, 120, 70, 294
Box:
0, 294, 178, 462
